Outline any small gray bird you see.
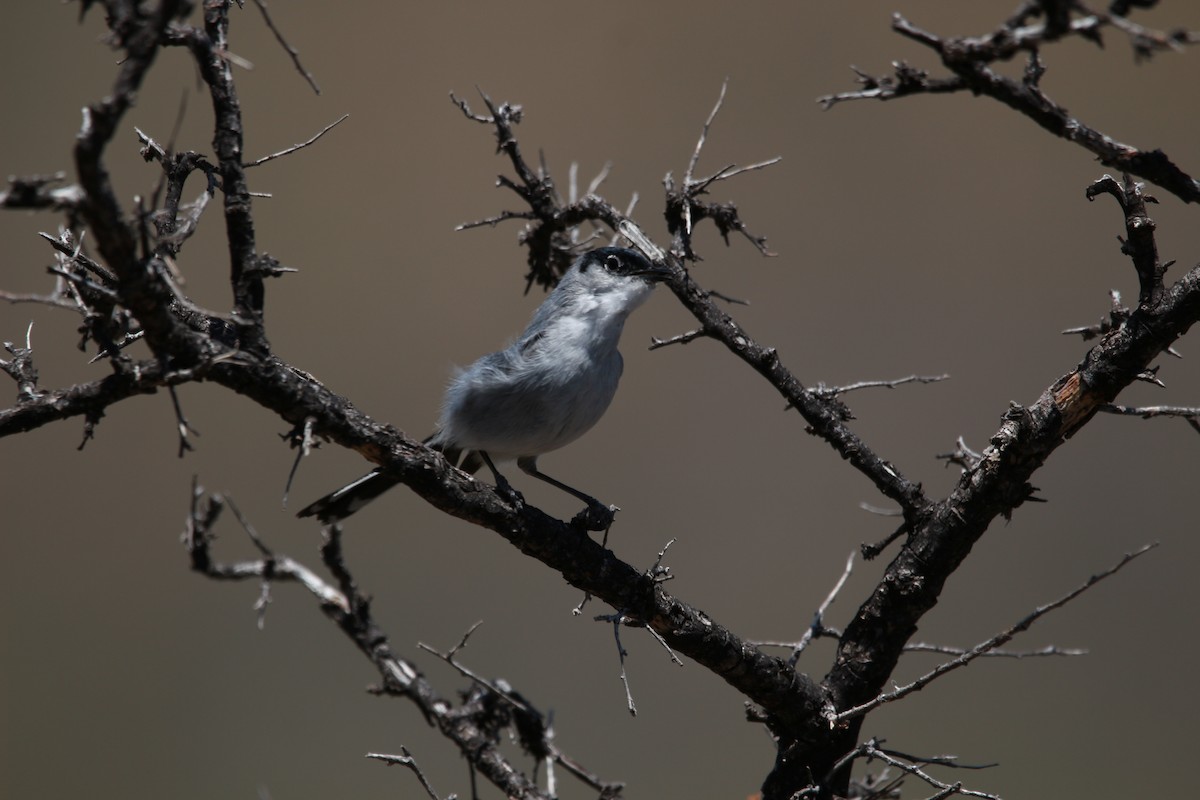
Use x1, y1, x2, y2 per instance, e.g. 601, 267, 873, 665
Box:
298, 246, 670, 524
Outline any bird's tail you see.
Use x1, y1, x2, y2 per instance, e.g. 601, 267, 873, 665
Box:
296, 436, 484, 524
295, 469, 401, 524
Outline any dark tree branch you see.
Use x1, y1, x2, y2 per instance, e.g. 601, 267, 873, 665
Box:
821, 10, 1200, 204
0, 173, 85, 213
1086, 174, 1168, 307
184, 485, 563, 800
0, 358, 184, 439
6, 4, 1198, 800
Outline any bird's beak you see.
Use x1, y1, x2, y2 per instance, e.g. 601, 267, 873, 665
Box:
636, 261, 674, 284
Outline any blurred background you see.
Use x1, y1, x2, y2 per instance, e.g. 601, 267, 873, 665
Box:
3, 2, 1198, 798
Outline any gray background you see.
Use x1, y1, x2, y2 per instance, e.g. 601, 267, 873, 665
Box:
3, 2, 1198, 798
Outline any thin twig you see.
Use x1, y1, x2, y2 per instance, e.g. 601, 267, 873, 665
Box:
416, 623, 534, 712
250, 0, 320, 94
685, 78, 727, 187
245, 114, 348, 167
168, 384, 198, 457
455, 209, 537, 231
789, 552, 855, 666
1100, 403, 1200, 434
815, 374, 950, 396
682, 79, 728, 235
829, 737, 999, 800
365, 748, 446, 800
834, 543, 1158, 723
596, 615, 637, 716
693, 156, 783, 189
648, 329, 707, 350
904, 642, 1086, 658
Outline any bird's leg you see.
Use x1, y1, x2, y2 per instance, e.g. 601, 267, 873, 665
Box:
480, 451, 524, 508
516, 456, 617, 533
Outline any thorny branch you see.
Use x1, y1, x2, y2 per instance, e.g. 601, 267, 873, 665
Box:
4, 3, 1199, 800
820, 6, 1200, 204
444, 66, 1200, 797
186, 481, 619, 800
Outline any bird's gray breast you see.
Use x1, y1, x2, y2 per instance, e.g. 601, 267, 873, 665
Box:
440, 333, 624, 459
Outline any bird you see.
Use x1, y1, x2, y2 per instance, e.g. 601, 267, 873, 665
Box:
297, 246, 670, 526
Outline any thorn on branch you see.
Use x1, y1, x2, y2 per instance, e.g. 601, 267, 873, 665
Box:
78, 408, 103, 451
1135, 365, 1165, 387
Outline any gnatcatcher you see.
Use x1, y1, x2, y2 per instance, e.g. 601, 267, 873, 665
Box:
298, 246, 670, 526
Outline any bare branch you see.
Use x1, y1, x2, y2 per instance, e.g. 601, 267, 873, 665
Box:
834, 543, 1157, 723
1101, 402, 1200, 434
365, 748, 447, 800
684, 78, 727, 192
648, 328, 707, 350
822, 14, 1200, 203
814, 374, 949, 397
831, 738, 1000, 800
250, 0, 321, 94
184, 482, 563, 799
603, 615, 637, 716
788, 552, 855, 666
904, 642, 1086, 658
245, 114, 349, 167
168, 385, 199, 457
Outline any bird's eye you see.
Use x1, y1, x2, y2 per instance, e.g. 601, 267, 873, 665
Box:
605, 254, 621, 272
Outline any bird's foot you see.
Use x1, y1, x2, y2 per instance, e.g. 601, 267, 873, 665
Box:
493, 475, 526, 509
571, 501, 619, 533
